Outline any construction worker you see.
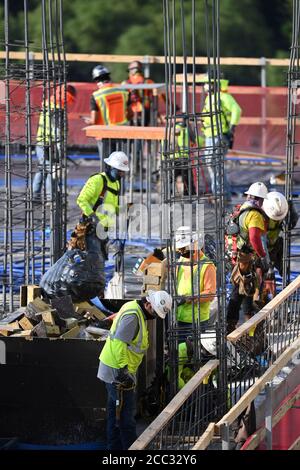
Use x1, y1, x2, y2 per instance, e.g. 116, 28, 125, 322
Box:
263, 191, 298, 276
178, 337, 195, 390
123, 60, 155, 126
175, 227, 216, 335
76, 151, 129, 296
202, 77, 241, 202
97, 290, 172, 450
33, 83, 76, 201
85, 65, 129, 161
226, 182, 269, 333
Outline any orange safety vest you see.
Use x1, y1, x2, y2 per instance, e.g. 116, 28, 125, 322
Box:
92, 83, 128, 125
125, 75, 154, 113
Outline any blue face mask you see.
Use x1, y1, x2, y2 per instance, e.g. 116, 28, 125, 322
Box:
108, 168, 119, 181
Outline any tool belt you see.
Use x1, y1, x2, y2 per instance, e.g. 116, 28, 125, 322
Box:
230, 252, 257, 297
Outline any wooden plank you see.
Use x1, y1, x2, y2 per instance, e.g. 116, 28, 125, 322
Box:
0, 52, 289, 67
143, 284, 161, 292
18, 316, 34, 331
44, 324, 61, 336
215, 337, 300, 432
289, 436, 300, 450
60, 325, 80, 339
192, 423, 216, 450
227, 275, 300, 343
27, 285, 41, 304
11, 330, 32, 337
0, 307, 26, 325
84, 125, 165, 141
74, 301, 106, 321
244, 428, 265, 450
129, 359, 219, 450
42, 311, 56, 326
19, 285, 27, 307
146, 263, 164, 276
26, 298, 52, 315
143, 275, 160, 285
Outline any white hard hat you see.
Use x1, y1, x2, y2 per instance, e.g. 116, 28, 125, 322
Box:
104, 151, 130, 172
175, 226, 194, 249
244, 182, 268, 199
201, 332, 242, 368
263, 191, 288, 221
175, 226, 204, 250
146, 290, 172, 319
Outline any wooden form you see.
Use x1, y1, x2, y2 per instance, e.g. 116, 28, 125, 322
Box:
0, 51, 290, 67
215, 336, 300, 433
245, 386, 300, 450
227, 275, 300, 343
84, 125, 165, 141
129, 359, 219, 450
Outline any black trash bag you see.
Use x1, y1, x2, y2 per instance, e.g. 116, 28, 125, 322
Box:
40, 233, 105, 301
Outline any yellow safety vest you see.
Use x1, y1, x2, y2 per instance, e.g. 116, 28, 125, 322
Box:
176, 255, 212, 323
100, 300, 149, 374
36, 99, 64, 145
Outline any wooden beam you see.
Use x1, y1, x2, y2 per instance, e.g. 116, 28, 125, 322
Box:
129, 359, 219, 450
215, 337, 300, 432
289, 436, 300, 450
192, 423, 216, 450
84, 125, 165, 141
227, 275, 300, 343
0, 52, 289, 67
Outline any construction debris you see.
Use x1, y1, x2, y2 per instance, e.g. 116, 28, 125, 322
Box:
0, 287, 109, 341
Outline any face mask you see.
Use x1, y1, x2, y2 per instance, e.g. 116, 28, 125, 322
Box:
181, 251, 191, 258
108, 168, 119, 181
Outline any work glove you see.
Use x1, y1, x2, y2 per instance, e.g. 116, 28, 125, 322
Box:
224, 125, 236, 149
259, 256, 269, 274
87, 213, 99, 227
176, 295, 187, 307
115, 366, 135, 389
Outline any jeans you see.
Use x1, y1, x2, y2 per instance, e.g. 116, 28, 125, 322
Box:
105, 382, 137, 450
205, 136, 232, 200
226, 284, 254, 333
32, 145, 52, 198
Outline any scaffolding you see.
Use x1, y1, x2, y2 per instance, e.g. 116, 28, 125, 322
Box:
0, 0, 68, 314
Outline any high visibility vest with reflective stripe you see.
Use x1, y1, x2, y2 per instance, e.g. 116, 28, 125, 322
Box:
36, 99, 64, 144
176, 255, 212, 323
93, 84, 128, 125
100, 300, 149, 374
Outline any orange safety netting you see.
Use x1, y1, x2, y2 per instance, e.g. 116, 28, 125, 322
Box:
0, 82, 296, 156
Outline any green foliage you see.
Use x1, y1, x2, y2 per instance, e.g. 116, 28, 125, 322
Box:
1, 0, 295, 85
